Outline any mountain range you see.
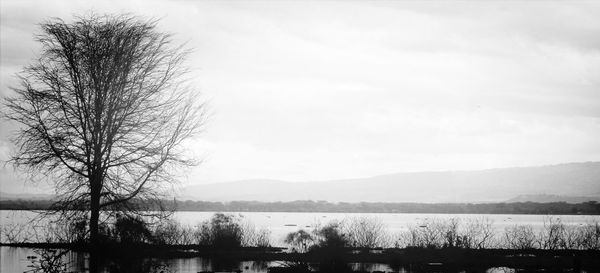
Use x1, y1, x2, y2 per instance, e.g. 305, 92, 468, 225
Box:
180, 162, 600, 203
2, 162, 600, 204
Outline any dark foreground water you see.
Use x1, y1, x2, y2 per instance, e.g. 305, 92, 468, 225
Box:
2, 246, 273, 273
1, 246, 592, 273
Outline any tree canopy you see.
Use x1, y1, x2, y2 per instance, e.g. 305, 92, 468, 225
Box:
3, 14, 206, 245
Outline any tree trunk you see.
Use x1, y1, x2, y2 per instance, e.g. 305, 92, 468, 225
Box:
89, 177, 101, 247
89, 177, 101, 273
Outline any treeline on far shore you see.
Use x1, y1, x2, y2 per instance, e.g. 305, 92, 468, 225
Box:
1, 199, 600, 214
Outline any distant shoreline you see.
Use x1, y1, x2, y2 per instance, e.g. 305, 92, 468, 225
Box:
1, 199, 599, 215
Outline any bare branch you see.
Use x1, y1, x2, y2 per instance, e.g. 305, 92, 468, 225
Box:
2, 13, 206, 244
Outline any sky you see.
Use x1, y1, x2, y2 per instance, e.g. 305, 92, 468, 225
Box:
1, 1, 600, 194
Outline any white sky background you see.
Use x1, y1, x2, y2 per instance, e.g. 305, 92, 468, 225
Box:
1, 1, 600, 193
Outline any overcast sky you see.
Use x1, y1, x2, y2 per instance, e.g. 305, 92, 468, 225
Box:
2, 1, 600, 193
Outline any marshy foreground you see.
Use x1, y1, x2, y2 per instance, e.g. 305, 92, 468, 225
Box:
2, 213, 600, 272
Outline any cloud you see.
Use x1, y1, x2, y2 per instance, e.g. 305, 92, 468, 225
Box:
2, 1, 600, 188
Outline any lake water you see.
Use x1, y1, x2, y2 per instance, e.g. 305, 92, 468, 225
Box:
1, 210, 598, 272
171, 211, 599, 246
3, 210, 598, 246
0, 246, 570, 273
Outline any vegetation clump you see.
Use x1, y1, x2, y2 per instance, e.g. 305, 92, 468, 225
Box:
285, 229, 315, 252
195, 213, 244, 248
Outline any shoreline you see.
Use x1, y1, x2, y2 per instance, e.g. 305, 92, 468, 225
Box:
2, 200, 600, 215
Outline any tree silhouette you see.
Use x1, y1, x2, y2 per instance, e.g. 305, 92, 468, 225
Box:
3, 14, 206, 246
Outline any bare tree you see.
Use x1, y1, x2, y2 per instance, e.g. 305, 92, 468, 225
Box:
345, 216, 389, 248
463, 217, 495, 249
503, 225, 538, 249
3, 14, 206, 246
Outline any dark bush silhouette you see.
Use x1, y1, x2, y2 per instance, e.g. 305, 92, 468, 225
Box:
312, 221, 349, 250
285, 229, 315, 252
113, 215, 153, 244
195, 213, 244, 248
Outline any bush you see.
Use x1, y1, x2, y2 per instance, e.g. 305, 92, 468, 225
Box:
345, 216, 388, 248
539, 216, 567, 250
579, 220, 600, 250
285, 229, 314, 252
397, 218, 495, 249
195, 213, 244, 248
399, 219, 445, 248
312, 221, 349, 249
242, 221, 271, 247
113, 215, 153, 244
503, 225, 537, 249
152, 218, 195, 245
463, 217, 495, 249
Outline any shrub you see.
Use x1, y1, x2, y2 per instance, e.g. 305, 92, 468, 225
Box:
285, 229, 315, 252
503, 225, 537, 249
195, 213, 244, 248
153, 218, 195, 245
345, 216, 389, 248
397, 218, 495, 249
113, 215, 153, 244
312, 221, 349, 249
441, 218, 462, 248
242, 221, 271, 247
579, 220, 600, 250
539, 216, 567, 250
401, 219, 445, 248
463, 217, 495, 249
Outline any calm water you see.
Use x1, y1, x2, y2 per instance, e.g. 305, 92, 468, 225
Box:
1, 210, 598, 272
0, 246, 548, 273
0, 246, 278, 273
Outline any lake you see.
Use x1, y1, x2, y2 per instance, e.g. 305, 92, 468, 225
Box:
3, 210, 598, 246
0, 246, 541, 273
1, 210, 599, 273
172, 211, 599, 246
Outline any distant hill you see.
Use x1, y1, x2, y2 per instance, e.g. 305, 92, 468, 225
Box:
181, 162, 600, 203
0, 192, 54, 200
507, 194, 600, 203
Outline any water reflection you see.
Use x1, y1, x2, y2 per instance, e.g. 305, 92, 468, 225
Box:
349, 262, 391, 272
25, 249, 71, 273
1, 247, 590, 273
1, 247, 274, 273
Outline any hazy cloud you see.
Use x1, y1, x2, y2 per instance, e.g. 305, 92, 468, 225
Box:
2, 1, 600, 193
